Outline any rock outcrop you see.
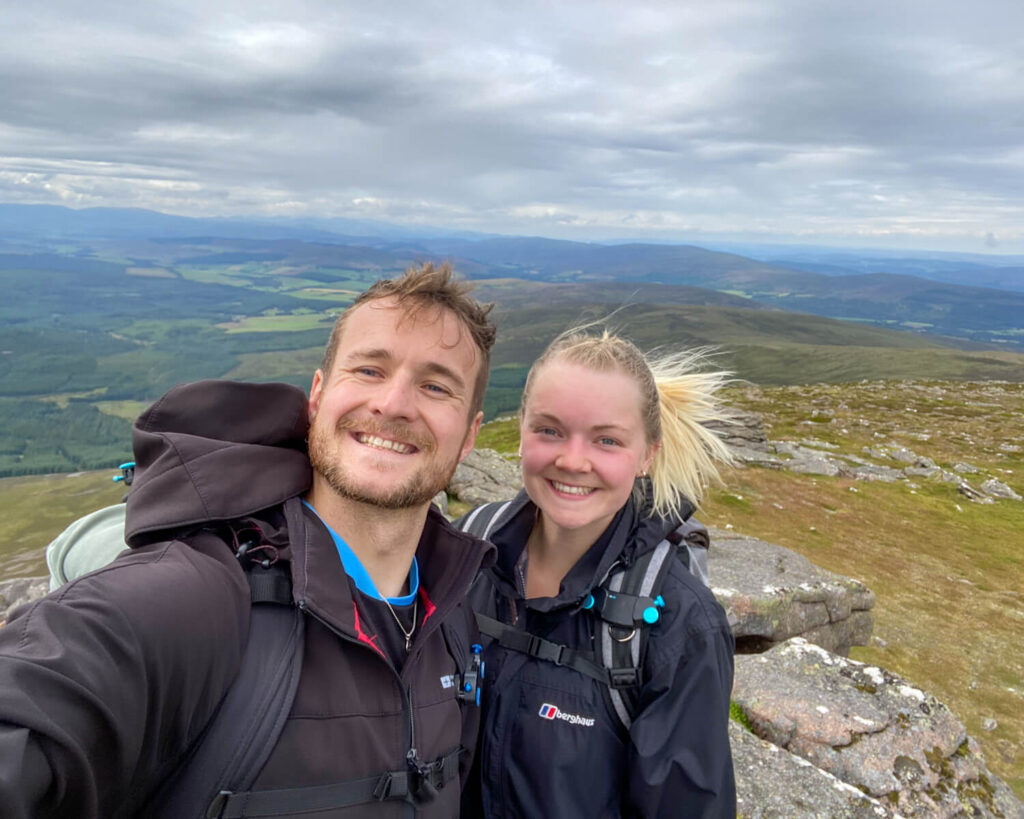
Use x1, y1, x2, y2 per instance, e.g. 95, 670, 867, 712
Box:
708, 527, 875, 656
448, 447, 523, 506
733, 638, 1023, 818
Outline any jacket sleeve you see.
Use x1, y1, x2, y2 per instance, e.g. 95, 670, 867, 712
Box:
626, 575, 736, 819
0, 540, 249, 819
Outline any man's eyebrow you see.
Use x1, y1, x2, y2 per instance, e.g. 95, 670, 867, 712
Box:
343, 347, 392, 363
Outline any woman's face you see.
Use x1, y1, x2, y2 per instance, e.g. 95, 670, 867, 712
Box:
519, 360, 656, 542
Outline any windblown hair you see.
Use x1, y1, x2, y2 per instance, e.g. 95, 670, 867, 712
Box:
521, 327, 735, 518
320, 261, 496, 414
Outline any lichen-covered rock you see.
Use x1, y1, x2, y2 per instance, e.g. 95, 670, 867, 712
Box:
448, 447, 522, 506
708, 529, 875, 655
731, 720, 897, 818
733, 639, 1024, 818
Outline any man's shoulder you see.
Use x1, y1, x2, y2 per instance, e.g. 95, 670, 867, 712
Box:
41, 534, 251, 646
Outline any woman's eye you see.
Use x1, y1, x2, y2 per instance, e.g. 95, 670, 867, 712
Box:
536, 427, 558, 437
598, 437, 620, 447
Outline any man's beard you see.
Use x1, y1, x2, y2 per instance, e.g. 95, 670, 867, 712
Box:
308, 414, 462, 510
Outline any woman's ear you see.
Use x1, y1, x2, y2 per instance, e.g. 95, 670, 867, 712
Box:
640, 442, 660, 477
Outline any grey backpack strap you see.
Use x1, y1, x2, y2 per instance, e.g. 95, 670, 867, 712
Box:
598, 537, 676, 731
596, 518, 711, 731
458, 501, 513, 541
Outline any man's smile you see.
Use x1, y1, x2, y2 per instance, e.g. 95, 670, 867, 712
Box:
354, 432, 417, 454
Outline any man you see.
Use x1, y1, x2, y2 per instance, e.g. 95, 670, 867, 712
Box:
0, 262, 497, 818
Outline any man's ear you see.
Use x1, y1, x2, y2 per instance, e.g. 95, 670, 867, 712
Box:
308, 369, 325, 422
459, 411, 484, 462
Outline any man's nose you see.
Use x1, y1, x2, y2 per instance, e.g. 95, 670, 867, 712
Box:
367, 376, 416, 419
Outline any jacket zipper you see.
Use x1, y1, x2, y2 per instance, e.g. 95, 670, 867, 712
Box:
296, 601, 417, 787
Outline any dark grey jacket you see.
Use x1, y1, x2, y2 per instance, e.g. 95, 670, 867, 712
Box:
0, 380, 493, 818
463, 490, 735, 819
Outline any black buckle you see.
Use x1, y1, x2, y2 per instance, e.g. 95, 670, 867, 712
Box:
526, 635, 565, 665
609, 667, 639, 688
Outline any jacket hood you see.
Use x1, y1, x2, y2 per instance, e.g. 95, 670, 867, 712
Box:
126, 380, 312, 546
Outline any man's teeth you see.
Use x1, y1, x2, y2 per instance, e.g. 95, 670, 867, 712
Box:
358, 434, 413, 454
551, 481, 594, 496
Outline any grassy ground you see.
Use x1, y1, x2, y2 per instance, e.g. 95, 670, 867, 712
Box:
0, 471, 124, 579
700, 380, 1024, 799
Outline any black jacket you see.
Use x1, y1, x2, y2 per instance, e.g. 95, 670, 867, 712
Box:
463, 490, 735, 818
0, 380, 494, 818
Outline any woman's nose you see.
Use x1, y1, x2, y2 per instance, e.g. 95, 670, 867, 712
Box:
554, 437, 590, 472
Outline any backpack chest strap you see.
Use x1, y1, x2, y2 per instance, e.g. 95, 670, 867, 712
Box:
207, 747, 463, 818
475, 613, 639, 689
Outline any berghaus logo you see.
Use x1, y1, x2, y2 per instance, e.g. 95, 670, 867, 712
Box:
537, 703, 595, 727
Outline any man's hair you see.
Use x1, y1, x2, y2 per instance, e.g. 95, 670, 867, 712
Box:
320, 262, 496, 414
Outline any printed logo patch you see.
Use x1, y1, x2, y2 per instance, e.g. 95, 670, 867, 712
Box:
537, 702, 595, 727
440, 674, 455, 689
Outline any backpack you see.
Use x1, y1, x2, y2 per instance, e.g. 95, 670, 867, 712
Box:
55, 497, 474, 817
458, 500, 710, 730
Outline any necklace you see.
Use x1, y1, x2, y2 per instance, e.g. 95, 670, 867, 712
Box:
382, 595, 418, 651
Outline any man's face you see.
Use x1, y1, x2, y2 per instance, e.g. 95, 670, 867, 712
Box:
307, 298, 483, 509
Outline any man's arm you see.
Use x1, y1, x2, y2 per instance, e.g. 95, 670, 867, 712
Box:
0, 538, 249, 818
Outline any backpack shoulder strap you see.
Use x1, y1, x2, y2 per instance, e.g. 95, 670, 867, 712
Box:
142, 559, 305, 819
594, 518, 711, 730
596, 535, 677, 731
457, 501, 514, 541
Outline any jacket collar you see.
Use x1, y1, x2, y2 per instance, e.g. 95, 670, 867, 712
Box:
485, 487, 688, 611
288, 498, 495, 642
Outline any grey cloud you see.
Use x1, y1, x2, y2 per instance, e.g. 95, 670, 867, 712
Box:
1, 0, 1022, 249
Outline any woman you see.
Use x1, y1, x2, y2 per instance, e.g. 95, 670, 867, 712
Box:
460, 329, 736, 818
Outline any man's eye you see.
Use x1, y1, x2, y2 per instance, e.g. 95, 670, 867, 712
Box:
356, 367, 380, 377
424, 383, 451, 395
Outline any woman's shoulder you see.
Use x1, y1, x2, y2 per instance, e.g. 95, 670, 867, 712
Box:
654, 554, 731, 638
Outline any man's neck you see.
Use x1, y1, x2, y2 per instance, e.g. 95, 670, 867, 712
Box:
305, 479, 429, 598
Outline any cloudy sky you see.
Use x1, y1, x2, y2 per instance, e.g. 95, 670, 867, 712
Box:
2, 1, 1022, 252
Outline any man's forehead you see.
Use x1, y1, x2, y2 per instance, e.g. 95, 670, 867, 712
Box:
336, 297, 479, 372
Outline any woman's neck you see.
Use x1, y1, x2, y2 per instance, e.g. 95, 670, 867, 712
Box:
524, 512, 611, 599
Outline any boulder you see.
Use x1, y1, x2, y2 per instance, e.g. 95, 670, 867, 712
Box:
706, 410, 770, 452
0, 576, 49, 624
448, 447, 522, 506
708, 528, 875, 655
774, 442, 843, 477
847, 465, 905, 483
980, 479, 1022, 501
733, 639, 1024, 818
731, 721, 897, 818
